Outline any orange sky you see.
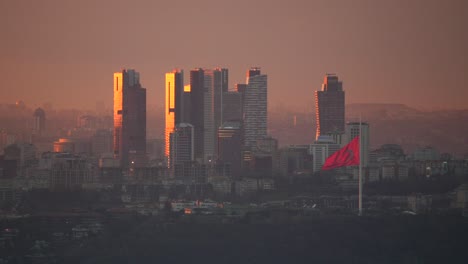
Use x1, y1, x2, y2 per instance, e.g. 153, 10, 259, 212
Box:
0, 0, 467, 111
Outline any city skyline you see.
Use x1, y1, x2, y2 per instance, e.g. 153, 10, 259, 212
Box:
1, 0, 467, 110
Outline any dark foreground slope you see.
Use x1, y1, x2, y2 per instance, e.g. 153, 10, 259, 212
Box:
61, 215, 468, 264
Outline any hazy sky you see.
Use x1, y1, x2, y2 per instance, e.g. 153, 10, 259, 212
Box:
1, 0, 467, 111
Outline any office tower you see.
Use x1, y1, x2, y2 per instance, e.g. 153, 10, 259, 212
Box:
243, 67, 267, 149
246, 67, 261, 83
235, 83, 247, 120
190, 68, 205, 162
113, 69, 147, 168
165, 69, 184, 159
235, 83, 246, 94
222, 91, 242, 122
203, 70, 215, 162
169, 123, 194, 171
346, 122, 370, 167
218, 121, 242, 179
213, 68, 228, 132
183, 84, 191, 124
315, 74, 345, 140
33, 108, 46, 136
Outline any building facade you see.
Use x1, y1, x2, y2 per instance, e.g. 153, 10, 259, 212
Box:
346, 122, 370, 167
217, 121, 242, 179
243, 68, 267, 150
33, 108, 46, 136
113, 69, 147, 168
165, 69, 184, 159
169, 123, 194, 171
309, 136, 341, 172
315, 74, 345, 140
190, 69, 205, 162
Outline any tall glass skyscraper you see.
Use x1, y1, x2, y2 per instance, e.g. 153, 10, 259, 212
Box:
169, 123, 194, 169
190, 68, 205, 162
113, 69, 146, 168
165, 69, 184, 159
315, 74, 345, 140
243, 67, 267, 149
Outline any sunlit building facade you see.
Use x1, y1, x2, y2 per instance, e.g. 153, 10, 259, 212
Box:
165, 69, 184, 160
315, 74, 345, 140
113, 69, 147, 168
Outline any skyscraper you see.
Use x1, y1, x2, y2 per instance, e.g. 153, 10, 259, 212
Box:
169, 123, 194, 170
113, 69, 146, 168
183, 84, 191, 124
213, 68, 228, 133
222, 91, 242, 122
243, 67, 267, 149
190, 68, 205, 162
315, 74, 345, 140
33, 108, 46, 136
218, 121, 242, 179
246, 67, 261, 83
235, 83, 247, 120
203, 70, 215, 162
165, 69, 184, 159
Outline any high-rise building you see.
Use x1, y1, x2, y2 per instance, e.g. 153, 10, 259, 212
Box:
113, 69, 147, 168
213, 68, 228, 136
190, 68, 205, 162
183, 84, 192, 124
169, 123, 194, 170
246, 67, 261, 83
203, 70, 215, 163
33, 108, 46, 136
218, 121, 242, 179
243, 67, 267, 149
165, 69, 184, 159
346, 122, 370, 167
235, 83, 247, 120
222, 91, 242, 122
315, 74, 345, 140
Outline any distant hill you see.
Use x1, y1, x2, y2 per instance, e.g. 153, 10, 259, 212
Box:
269, 103, 468, 157
346, 103, 423, 120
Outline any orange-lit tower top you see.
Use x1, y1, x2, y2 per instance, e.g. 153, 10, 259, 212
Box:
315, 74, 345, 140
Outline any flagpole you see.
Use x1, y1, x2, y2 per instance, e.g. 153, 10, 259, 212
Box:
358, 115, 363, 216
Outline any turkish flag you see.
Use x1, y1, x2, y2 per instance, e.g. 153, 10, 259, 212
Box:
322, 136, 360, 170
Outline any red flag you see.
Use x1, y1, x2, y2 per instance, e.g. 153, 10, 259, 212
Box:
322, 136, 360, 170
